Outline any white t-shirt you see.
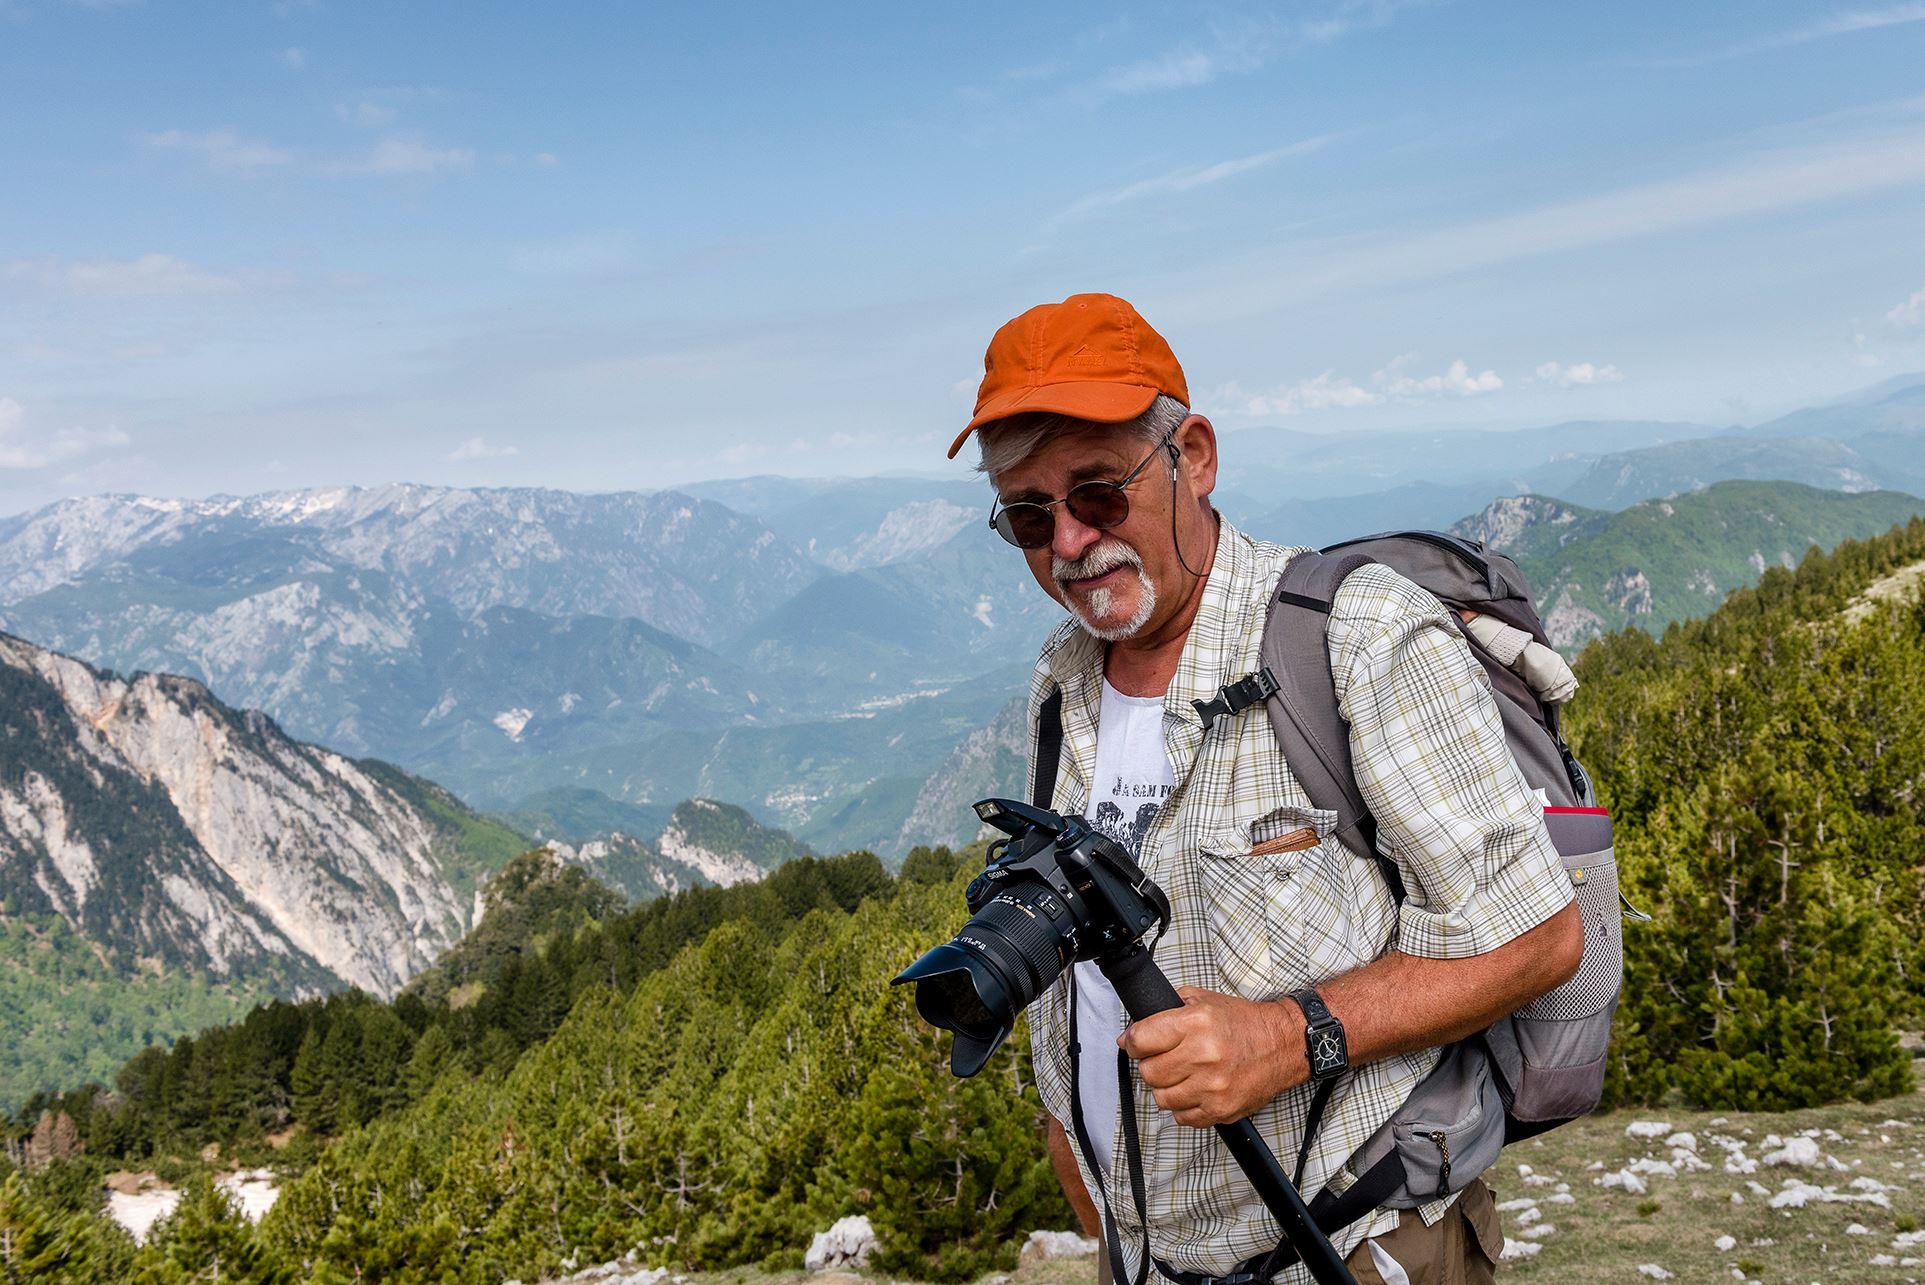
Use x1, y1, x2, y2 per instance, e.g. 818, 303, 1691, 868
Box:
1073, 677, 1175, 1182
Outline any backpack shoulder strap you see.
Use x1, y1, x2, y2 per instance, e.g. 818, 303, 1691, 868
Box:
1259, 551, 1405, 903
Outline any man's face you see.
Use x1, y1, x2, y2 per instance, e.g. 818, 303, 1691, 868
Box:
991, 420, 1210, 642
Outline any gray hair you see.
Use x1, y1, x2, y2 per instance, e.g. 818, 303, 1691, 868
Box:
975, 393, 1190, 482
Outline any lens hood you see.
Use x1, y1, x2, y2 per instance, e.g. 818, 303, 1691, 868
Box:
893, 941, 1019, 1077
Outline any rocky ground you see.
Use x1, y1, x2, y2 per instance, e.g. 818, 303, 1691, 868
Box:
544, 1070, 1924, 1285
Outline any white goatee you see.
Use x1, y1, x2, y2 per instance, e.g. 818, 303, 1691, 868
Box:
1053, 540, 1156, 641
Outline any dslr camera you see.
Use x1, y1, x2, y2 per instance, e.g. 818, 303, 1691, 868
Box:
893, 797, 1170, 1076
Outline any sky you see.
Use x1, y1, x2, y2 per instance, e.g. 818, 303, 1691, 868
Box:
2, 0, 1925, 513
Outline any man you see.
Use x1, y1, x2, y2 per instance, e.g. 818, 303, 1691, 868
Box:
949, 293, 1585, 1284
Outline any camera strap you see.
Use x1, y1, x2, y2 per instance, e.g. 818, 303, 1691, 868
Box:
1068, 978, 1151, 1285
1033, 687, 1065, 809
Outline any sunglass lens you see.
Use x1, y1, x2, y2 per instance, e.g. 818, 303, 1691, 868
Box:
995, 505, 1055, 549
1065, 482, 1130, 530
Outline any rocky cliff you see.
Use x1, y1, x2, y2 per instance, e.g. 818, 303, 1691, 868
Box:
0, 630, 526, 998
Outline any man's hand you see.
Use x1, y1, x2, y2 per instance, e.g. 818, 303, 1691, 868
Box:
1119, 986, 1304, 1127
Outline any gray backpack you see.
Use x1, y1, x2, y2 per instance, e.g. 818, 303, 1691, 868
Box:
1200, 531, 1634, 1237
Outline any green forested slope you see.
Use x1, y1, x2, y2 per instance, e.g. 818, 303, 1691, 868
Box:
1456, 480, 1925, 648
0, 916, 267, 1116
1568, 516, 1925, 1109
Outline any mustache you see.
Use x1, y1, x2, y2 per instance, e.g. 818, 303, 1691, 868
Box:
1053, 539, 1143, 587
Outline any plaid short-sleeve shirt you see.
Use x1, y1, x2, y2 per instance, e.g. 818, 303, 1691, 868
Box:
1024, 518, 1573, 1282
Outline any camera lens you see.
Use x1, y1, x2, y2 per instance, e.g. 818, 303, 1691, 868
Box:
893, 883, 1079, 1077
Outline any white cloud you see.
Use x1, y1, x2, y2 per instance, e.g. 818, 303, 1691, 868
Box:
2, 253, 241, 297
144, 127, 292, 170
334, 99, 397, 127
0, 398, 130, 470
1213, 371, 1380, 417
1076, 2, 1421, 102
447, 436, 518, 461
1533, 360, 1625, 387
1374, 355, 1503, 398
277, 46, 305, 70
1178, 115, 1925, 322
532, 151, 560, 167
352, 135, 475, 175
1887, 285, 1925, 327
1211, 355, 1500, 417
509, 231, 636, 277
1655, 3, 1925, 66
1057, 134, 1341, 222
1094, 49, 1220, 97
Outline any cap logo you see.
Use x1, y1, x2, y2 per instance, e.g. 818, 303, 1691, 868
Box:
1065, 345, 1102, 369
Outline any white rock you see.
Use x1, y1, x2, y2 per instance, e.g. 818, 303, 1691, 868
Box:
1729, 1192, 1744, 1204
1846, 1223, 1870, 1235
1600, 1168, 1648, 1194
1543, 1192, 1577, 1205
1626, 1121, 1673, 1140
1747, 1181, 1771, 1197
1637, 1265, 1675, 1280
804, 1215, 876, 1272
1021, 1230, 1099, 1263
1769, 1181, 1823, 1209
1520, 1223, 1556, 1239
1664, 1132, 1698, 1153
1896, 1230, 1925, 1248
1495, 1197, 1540, 1213
1714, 1234, 1737, 1251
1628, 1158, 1677, 1179
1500, 1239, 1542, 1260
1764, 1137, 1821, 1168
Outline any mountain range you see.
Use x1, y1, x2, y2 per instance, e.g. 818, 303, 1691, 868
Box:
2, 371, 1923, 862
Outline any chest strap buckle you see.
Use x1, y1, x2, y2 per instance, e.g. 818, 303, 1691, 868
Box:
1192, 668, 1279, 733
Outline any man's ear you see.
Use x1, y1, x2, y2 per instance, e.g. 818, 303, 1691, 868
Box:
1172, 414, 1218, 501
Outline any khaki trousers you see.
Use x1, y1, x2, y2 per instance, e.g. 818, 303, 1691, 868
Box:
1344, 1179, 1504, 1285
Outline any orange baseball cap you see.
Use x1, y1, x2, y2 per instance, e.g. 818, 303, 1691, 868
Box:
947, 292, 1190, 459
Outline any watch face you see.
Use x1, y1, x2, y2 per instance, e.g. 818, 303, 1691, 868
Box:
1309, 1026, 1346, 1075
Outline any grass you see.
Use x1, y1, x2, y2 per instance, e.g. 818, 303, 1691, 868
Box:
1490, 1067, 1924, 1282
607, 1066, 1924, 1285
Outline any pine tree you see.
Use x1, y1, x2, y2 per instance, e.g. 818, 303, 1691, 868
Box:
288, 1027, 336, 1136
132, 1172, 292, 1284
0, 1172, 65, 1281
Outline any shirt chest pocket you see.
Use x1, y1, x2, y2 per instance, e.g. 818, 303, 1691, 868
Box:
1193, 804, 1338, 1001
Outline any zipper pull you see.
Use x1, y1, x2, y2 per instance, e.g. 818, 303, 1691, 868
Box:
1429, 1130, 1452, 1198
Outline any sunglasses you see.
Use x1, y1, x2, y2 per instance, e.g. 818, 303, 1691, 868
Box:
988, 433, 1176, 550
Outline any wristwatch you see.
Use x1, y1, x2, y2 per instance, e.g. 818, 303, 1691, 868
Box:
1290, 986, 1349, 1082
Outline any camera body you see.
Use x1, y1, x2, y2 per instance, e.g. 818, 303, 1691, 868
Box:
894, 797, 1171, 1076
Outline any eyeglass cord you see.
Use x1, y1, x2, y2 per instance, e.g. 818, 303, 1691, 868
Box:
1168, 442, 1209, 580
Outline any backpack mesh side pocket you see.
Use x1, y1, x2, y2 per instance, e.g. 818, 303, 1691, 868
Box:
1501, 807, 1620, 1123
